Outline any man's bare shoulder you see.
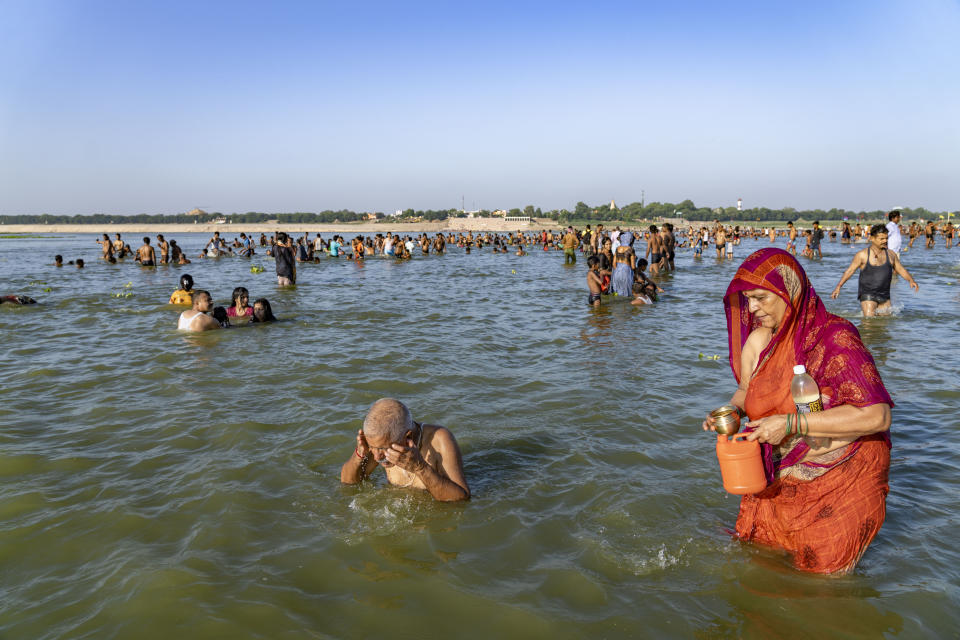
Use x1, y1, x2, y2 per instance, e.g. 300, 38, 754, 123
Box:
424, 424, 459, 450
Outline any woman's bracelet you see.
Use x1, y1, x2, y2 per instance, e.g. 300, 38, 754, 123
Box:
785, 413, 793, 436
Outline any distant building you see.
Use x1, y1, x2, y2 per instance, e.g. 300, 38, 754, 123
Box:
737, 198, 743, 212
363, 213, 377, 221
491, 209, 507, 217
610, 199, 616, 210
188, 208, 207, 217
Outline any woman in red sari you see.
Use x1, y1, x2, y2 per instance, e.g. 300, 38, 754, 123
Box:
704, 248, 893, 574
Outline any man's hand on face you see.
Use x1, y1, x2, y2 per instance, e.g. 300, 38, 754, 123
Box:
356, 430, 371, 459
384, 438, 426, 474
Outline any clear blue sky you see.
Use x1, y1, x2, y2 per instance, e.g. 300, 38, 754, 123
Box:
1, 0, 957, 215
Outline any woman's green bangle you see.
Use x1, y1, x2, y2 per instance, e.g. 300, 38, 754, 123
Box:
785, 413, 793, 436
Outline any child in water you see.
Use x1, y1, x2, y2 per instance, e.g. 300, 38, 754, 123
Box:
169, 274, 194, 305
212, 306, 230, 328
586, 256, 610, 307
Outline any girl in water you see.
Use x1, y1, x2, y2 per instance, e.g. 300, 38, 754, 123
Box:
251, 298, 277, 323
227, 287, 253, 319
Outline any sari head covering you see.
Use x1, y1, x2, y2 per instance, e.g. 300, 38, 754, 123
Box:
724, 248, 892, 481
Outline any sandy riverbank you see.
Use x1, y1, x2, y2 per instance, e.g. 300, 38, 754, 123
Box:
0, 218, 561, 235
0, 218, 856, 235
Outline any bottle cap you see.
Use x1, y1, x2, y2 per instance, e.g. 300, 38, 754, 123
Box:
793, 365, 806, 375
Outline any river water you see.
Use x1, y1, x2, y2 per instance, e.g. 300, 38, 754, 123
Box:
1, 232, 958, 639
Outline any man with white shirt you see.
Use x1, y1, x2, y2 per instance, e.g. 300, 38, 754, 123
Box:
885, 210, 903, 255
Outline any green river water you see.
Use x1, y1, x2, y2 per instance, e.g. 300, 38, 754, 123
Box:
1, 233, 958, 639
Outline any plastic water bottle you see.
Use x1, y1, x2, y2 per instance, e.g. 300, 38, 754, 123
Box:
791, 365, 830, 450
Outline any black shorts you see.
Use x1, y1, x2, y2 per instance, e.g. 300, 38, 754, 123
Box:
858, 292, 890, 304
650, 252, 662, 263
587, 292, 602, 305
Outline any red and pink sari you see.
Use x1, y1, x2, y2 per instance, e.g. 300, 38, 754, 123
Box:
724, 248, 892, 573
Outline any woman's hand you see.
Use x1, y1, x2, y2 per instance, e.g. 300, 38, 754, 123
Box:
702, 411, 719, 432
744, 414, 789, 444
702, 406, 741, 432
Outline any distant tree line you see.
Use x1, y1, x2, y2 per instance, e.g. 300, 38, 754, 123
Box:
0, 210, 375, 225
0, 202, 949, 225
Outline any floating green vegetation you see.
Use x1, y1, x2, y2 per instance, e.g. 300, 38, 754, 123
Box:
0, 234, 58, 239
112, 282, 134, 298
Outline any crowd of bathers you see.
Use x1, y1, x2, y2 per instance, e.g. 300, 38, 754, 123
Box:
18, 210, 942, 320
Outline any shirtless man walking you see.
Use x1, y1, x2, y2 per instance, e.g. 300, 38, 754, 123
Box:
714, 226, 727, 259
97, 233, 115, 260
831, 224, 919, 316
786, 221, 798, 255
924, 220, 937, 248
340, 398, 470, 502
137, 237, 156, 266
156, 234, 170, 264
662, 223, 676, 270
645, 225, 665, 275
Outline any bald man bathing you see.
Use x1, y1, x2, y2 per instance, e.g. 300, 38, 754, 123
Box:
340, 398, 470, 502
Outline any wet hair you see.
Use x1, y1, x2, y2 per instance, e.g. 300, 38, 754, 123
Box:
276, 232, 288, 243
55, 254, 62, 263
231, 286, 249, 308
636, 258, 648, 269
587, 256, 599, 268
212, 306, 229, 327
180, 274, 194, 290
76, 259, 84, 268
363, 398, 413, 443
888, 210, 901, 221
251, 298, 276, 323
643, 282, 658, 301
193, 289, 212, 304
649, 225, 658, 233
143, 237, 150, 244
870, 223, 888, 237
